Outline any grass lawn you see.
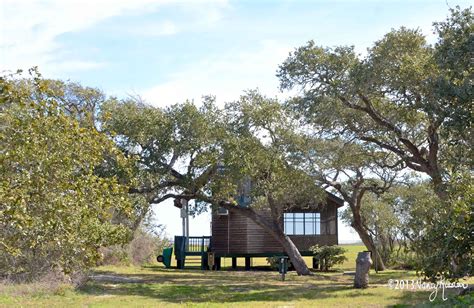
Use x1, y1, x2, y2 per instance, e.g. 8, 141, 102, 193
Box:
1, 245, 472, 307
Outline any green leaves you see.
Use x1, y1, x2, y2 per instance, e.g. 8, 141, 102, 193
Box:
310, 245, 347, 271
101, 90, 326, 217
367, 27, 434, 94
278, 7, 473, 197
278, 41, 357, 95
414, 172, 474, 280
278, 8, 473, 181
0, 71, 134, 280
277, 7, 472, 279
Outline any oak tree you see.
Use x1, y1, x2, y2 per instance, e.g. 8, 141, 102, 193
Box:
101, 92, 325, 275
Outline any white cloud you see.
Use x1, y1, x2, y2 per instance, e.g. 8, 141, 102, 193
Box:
118, 0, 231, 38
0, 0, 228, 75
124, 20, 180, 37
142, 40, 293, 107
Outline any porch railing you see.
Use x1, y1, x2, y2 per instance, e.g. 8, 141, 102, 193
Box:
174, 236, 211, 257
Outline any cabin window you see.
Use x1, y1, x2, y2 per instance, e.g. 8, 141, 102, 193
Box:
284, 212, 320, 235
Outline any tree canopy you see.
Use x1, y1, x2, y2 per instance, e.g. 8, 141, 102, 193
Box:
278, 7, 473, 200
277, 6, 473, 279
0, 70, 135, 280
100, 91, 329, 275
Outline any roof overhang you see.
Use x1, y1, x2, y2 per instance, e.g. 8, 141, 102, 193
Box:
325, 191, 345, 207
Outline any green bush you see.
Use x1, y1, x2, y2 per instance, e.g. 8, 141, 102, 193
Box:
310, 245, 347, 271
266, 256, 279, 269
388, 249, 419, 270
266, 256, 293, 270
424, 293, 474, 307
266, 256, 286, 269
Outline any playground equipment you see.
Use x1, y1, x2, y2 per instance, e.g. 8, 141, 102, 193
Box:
156, 247, 173, 268
157, 236, 211, 269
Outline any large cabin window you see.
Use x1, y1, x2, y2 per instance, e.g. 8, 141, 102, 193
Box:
284, 212, 320, 235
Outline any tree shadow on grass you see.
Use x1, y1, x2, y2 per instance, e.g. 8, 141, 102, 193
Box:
80, 282, 371, 304
92, 266, 348, 286
80, 268, 380, 304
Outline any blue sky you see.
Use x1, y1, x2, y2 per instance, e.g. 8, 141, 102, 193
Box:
1, 0, 471, 242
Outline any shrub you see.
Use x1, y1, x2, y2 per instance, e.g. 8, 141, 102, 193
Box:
266, 256, 279, 269
388, 249, 419, 270
310, 245, 347, 271
100, 225, 170, 266
0, 268, 75, 297
127, 228, 170, 265
99, 245, 130, 266
414, 172, 474, 280
425, 293, 474, 307
266, 256, 293, 270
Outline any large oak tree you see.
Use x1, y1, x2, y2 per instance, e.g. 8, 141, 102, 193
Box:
277, 7, 473, 201
277, 7, 473, 279
289, 137, 401, 271
101, 92, 326, 275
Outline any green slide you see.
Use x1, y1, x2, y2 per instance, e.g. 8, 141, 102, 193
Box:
156, 247, 173, 268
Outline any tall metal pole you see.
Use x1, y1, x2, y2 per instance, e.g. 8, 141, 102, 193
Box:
181, 199, 186, 237
181, 199, 189, 251
185, 200, 189, 240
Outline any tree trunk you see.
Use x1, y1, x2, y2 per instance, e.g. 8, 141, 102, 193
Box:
348, 187, 386, 272
351, 219, 385, 271
430, 172, 448, 202
221, 203, 312, 275
272, 230, 313, 276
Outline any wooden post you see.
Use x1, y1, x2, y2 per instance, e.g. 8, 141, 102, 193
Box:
207, 252, 215, 270
245, 257, 251, 271
232, 257, 237, 269
215, 257, 221, 270
279, 257, 288, 281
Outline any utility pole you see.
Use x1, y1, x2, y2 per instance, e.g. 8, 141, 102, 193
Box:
181, 199, 189, 250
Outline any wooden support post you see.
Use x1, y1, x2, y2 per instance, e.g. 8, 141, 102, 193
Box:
215, 257, 221, 270
232, 257, 237, 269
207, 252, 214, 271
245, 257, 251, 271
201, 254, 207, 270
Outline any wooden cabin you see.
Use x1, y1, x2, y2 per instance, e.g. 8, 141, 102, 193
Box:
167, 192, 344, 270
210, 192, 344, 258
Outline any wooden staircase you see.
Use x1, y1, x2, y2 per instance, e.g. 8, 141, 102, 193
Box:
174, 236, 211, 270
